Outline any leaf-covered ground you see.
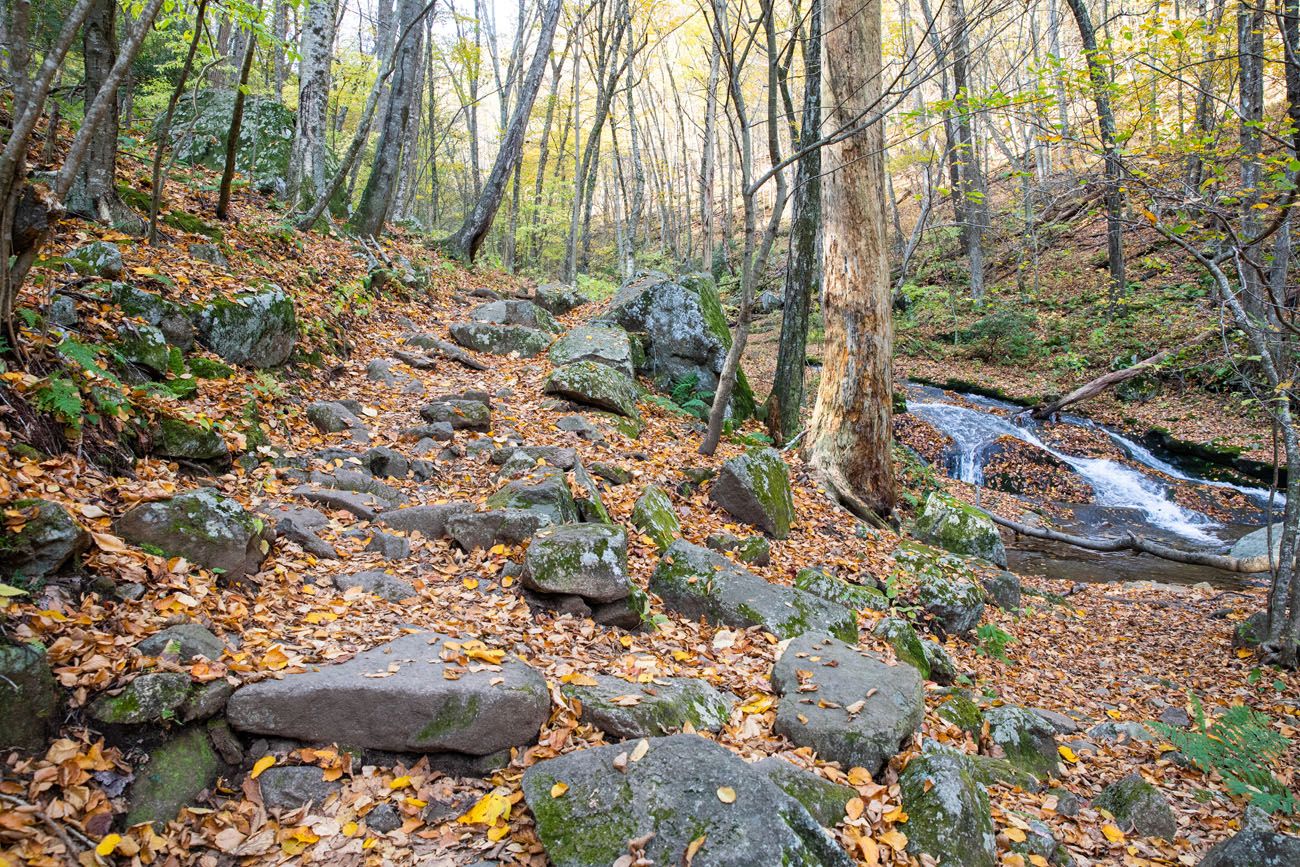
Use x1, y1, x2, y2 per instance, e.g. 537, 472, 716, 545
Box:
2, 172, 1297, 867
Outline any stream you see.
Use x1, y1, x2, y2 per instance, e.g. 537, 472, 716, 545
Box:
905, 385, 1283, 587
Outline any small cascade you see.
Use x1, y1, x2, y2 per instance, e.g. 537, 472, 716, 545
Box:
906, 392, 1272, 546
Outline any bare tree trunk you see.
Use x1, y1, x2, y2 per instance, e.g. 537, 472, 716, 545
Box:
444, 0, 562, 262
805, 0, 894, 519
272, 0, 289, 95
1237, 0, 1267, 321
287, 0, 337, 213
149, 0, 209, 244
701, 35, 721, 264
528, 51, 566, 265
767, 0, 821, 446
217, 21, 258, 220
951, 0, 987, 302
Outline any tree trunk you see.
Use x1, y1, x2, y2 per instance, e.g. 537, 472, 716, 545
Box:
287, 0, 337, 213
217, 23, 257, 221
805, 0, 895, 519
351, 0, 425, 237
701, 35, 721, 263
1237, 1, 1267, 321
951, 0, 987, 303
272, 0, 289, 95
444, 0, 562, 262
67, 0, 144, 233
767, 0, 821, 446
149, 0, 209, 244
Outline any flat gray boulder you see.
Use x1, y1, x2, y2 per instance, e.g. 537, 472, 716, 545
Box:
449, 322, 551, 357
521, 734, 853, 867
650, 541, 857, 642
772, 633, 923, 775
307, 401, 368, 437
548, 325, 635, 378
485, 468, 580, 526
535, 282, 585, 315
544, 361, 641, 418
1199, 828, 1300, 866
469, 299, 561, 334
446, 508, 549, 551
1230, 523, 1283, 573
116, 488, 273, 581
524, 524, 630, 603
378, 503, 471, 539
332, 569, 416, 602
265, 504, 338, 559
562, 675, 732, 739
227, 632, 548, 756
709, 447, 795, 538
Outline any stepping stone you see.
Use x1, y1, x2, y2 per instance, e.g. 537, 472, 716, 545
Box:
524, 524, 630, 603
521, 734, 853, 867
392, 348, 438, 370
708, 447, 795, 539
650, 541, 857, 642
378, 503, 471, 539
305, 469, 404, 507
534, 282, 585, 314
331, 569, 416, 602
449, 322, 551, 357
227, 632, 549, 756
983, 705, 1060, 780
561, 675, 731, 739
772, 633, 924, 775
469, 299, 561, 334
365, 531, 412, 559
548, 324, 635, 378
138, 623, 224, 662
116, 488, 273, 581
307, 401, 370, 442
402, 334, 489, 370
1094, 773, 1177, 839
258, 765, 341, 811
555, 415, 604, 442
266, 505, 338, 559
544, 361, 640, 418
364, 447, 409, 479
419, 399, 492, 431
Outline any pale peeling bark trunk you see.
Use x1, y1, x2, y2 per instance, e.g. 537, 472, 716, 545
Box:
446, 0, 562, 262
288, 0, 337, 213
352, 0, 425, 237
67, 0, 143, 233
805, 0, 895, 519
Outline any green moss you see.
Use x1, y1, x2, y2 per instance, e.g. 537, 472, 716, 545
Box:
526, 770, 638, 864
188, 357, 234, 379
414, 694, 482, 744
935, 691, 983, 735
794, 568, 887, 611
874, 617, 929, 678
631, 485, 680, 552
125, 727, 221, 828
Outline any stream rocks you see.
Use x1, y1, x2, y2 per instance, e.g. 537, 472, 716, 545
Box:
561, 675, 732, 739
116, 488, 274, 581
983, 705, 1061, 780
521, 734, 853, 867
709, 447, 795, 538
771, 633, 924, 774
1230, 523, 1283, 573
913, 491, 1008, 567
226, 632, 548, 756
419, 398, 492, 431
650, 541, 857, 641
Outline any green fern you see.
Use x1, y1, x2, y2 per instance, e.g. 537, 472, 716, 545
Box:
1153, 694, 1298, 814
34, 375, 84, 431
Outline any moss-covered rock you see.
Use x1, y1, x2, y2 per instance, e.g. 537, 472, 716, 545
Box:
706, 531, 771, 566
544, 361, 641, 419
899, 746, 996, 867
485, 467, 580, 526
154, 416, 230, 463
873, 617, 930, 678
110, 283, 195, 350
982, 569, 1023, 611
754, 758, 856, 828
88, 672, 193, 725
918, 571, 986, 638
794, 568, 888, 611
548, 324, 635, 378
469, 299, 561, 334
913, 492, 1007, 567
563, 675, 732, 739
1198, 827, 1300, 867
125, 726, 222, 828
138, 623, 224, 662
0, 498, 90, 587
651, 541, 857, 642
448, 321, 552, 357
570, 461, 612, 524
65, 241, 123, 279
523, 524, 630, 603
193, 287, 296, 368
419, 398, 492, 431
0, 643, 60, 751
115, 488, 274, 581
631, 484, 680, 551
116, 322, 171, 377
708, 447, 795, 538
935, 690, 984, 735
920, 638, 958, 685
1093, 773, 1177, 839
984, 705, 1060, 780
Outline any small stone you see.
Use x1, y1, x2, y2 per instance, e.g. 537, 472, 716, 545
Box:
0, 644, 60, 751
138, 623, 224, 662
258, 766, 341, 811
116, 488, 274, 582
1093, 773, 1178, 839
365, 532, 412, 559
88, 673, 193, 725
523, 524, 630, 603
419, 399, 492, 431
332, 570, 416, 602
125, 726, 221, 828
0, 498, 90, 586
1157, 706, 1190, 728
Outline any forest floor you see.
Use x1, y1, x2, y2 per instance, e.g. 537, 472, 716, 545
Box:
1, 167, 1297, 867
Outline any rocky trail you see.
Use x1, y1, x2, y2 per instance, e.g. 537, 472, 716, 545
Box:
2, 226, 1298, 867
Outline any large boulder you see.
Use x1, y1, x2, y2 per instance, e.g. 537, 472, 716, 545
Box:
193, 286, 296, 368
562, 675, 732, 739
0, 644, 60, 751
109, 283, 195, 350
535, 282, 586, 315
548, 325, 635, 379
227, 632, 548, 756
449, 321, 551, 357
913, 492, 1007, 567
1198, 828, 1300, 866
598, 272, 755, 418
469, 299, 561, 334
650, 541, 858, 642
771, 633, 924, 774
917, 570, 986, 638
983, 705, 1060, 780
544, 361, 641, 418
521, 734, 853, 867
709, 448, 795, 539
116, 488, 274, 581
485, 467, 580, 526
630, 484, 680, 551
524, 524, 630, 603
873, 617, 930, 677
1093, 773, 1177, 839
154, 417, 230, 464
0, 498, 90, 587
125, 726, 222, 828
1230, 523, 1284, 573
794, 568, 888, 611
446, 509, 549, 551
899, 746, 997, 867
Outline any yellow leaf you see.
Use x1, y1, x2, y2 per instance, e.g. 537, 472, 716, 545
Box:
1029, 856, 1050, 866
489, 544, 507, 556
878, 829, 908, 851
463, 577, 479, 589
1004, 856, 1027, 867
362, 837, 377, 849
1106, 709, 1123, 720
390, 775, 411, 789
290, 827, 319, 844
262, 647, 289, 671
487, 822, 510, 842
460, 640, 505, 664
1102, 823, 1125, 842
342, 821, 359, 837
686, 835, 707, 863
458, 792, 512, 826
405, 797, 427, 808
846, 797, 865, 820
1005, 826, 1028, 842
250, 755, 276, 779
1236, 648, 1254, 658
96, 834, 122, 857
716, 786, 736, 804
562, 673, 598, 686
1058, 745, 1079, 764
91, 532, 128, 553
630, 739, 650, 762
882, 805, 907, 823
739, 695, 774, 714
856, 834, 880, 865
550, 781, 569, 798
847, 767, 872, 786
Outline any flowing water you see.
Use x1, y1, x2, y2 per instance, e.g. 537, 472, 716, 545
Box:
906, 385, 1282, 586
